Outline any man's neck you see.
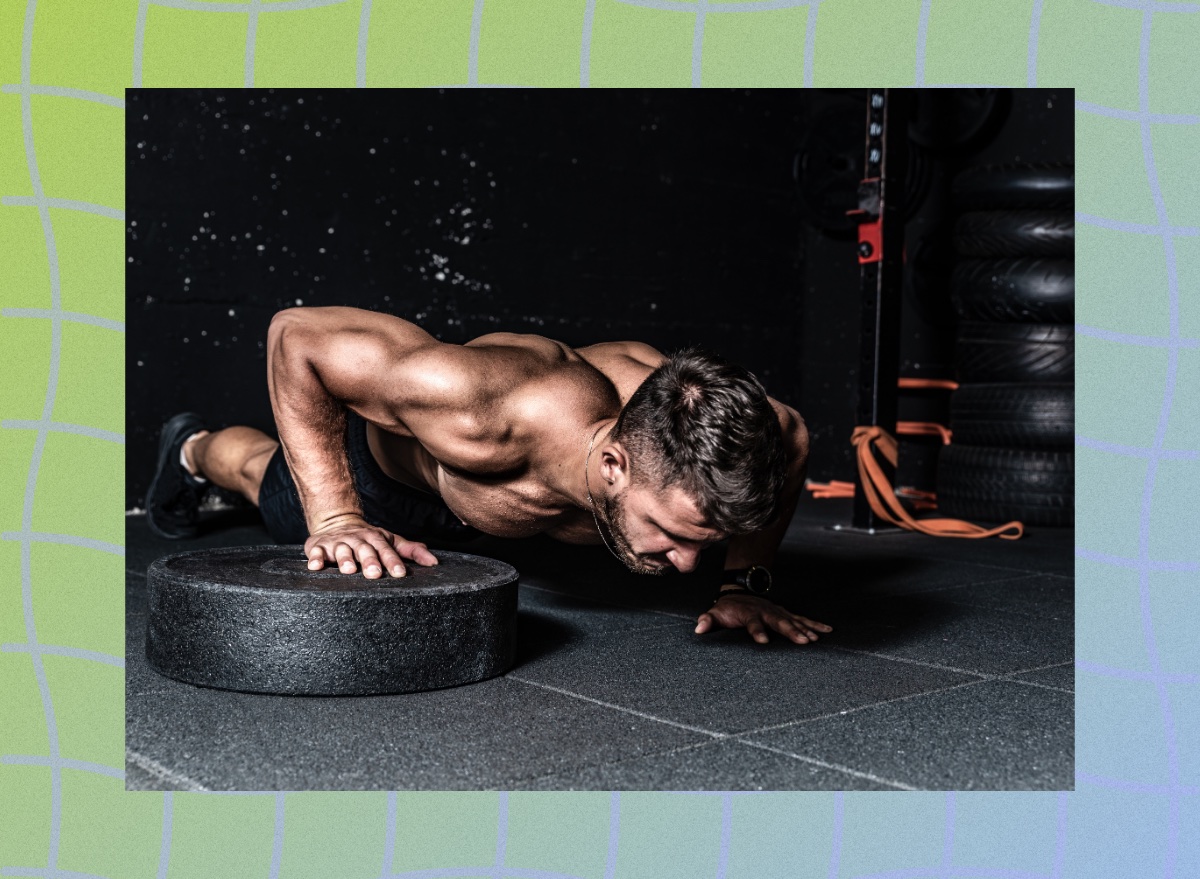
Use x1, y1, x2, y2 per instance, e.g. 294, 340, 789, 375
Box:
575, 418, 616, 512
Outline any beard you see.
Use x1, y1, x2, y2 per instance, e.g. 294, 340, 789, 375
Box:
597, 488, 667, 576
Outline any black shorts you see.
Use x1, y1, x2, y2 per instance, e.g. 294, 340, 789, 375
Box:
257, 410, 482, 545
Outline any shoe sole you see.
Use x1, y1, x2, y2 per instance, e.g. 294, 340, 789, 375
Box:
146, 412, 205, 539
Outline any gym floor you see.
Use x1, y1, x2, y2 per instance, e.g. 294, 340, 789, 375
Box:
125, 495, 1073, 791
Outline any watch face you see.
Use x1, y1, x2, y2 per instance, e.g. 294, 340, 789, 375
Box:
746, 566, 771, 593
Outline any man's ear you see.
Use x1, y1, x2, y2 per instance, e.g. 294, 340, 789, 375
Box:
600, 441, 631, 489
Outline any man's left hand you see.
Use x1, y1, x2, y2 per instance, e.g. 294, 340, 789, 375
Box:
694, 592, 832, 645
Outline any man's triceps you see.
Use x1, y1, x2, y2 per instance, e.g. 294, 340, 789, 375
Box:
268, 312, 369, 529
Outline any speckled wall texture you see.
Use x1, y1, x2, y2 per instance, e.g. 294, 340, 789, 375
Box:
126, 89, 810, 508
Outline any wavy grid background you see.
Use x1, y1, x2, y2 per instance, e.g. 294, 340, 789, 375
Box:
0, 0, 1196, 876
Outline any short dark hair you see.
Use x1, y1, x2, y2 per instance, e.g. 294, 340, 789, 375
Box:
612, 347, 788, 534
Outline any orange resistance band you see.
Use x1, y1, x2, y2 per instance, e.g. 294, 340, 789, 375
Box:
898, 377, 959, 391
850, 425, 1024, 540
805, 480, 938, 510
895, 485, 938, 511
805, 479, 856, 499
896, 420, 953, 445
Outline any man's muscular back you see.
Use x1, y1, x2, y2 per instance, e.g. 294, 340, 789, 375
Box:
267, 306, 665, 541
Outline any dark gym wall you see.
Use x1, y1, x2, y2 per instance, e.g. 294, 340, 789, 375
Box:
126, 88, 1072, 511
126, 90, 809, 508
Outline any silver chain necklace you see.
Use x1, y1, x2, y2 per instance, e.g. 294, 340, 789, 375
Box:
585, 423, 624, 563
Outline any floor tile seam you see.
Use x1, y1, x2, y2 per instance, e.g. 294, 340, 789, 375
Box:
988, 662, 1076, 693
887, 554, 1068, 578
732, 739, 918, 790
789, 557, 1071, 589
828, 645, 1074, 679
1042, 658, 1075, 668
826, 644, 996, 679
879, 570, 1064, 598
930, 596, 1074, 623
985, 658, 1077, 684
505, 674, 726, 739
733, 676, 998, 739
998, 678, 1074, 695
1000, 658, 1074, 675
894, 568, 1071, 594
504, 738, 720, 789
125, 747, 209, 791
850, 588, 1072, 622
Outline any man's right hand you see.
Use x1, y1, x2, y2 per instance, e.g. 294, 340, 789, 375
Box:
303, 516, 439, 579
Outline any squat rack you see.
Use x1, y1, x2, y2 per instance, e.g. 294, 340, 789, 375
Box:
841, 87, 910, 534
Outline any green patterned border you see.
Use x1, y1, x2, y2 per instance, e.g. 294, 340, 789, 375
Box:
3, 0, 1199, 876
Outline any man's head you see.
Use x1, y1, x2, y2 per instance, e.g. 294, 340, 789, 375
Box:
591, 348, 788, 575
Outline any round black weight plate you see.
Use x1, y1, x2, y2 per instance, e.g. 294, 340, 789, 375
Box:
949, 383, 1073, 449
951, 258, 1074, 323
937, 444, 1073, 527
793, 104, 867, 237
955, 322, 1075, 383
954, 210, 1074, 258
952, 163, 1074, 211
146, 546, 518, 695
792, 103, 932, 236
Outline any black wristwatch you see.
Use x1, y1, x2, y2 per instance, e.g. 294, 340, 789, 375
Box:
715, 565, 772, 602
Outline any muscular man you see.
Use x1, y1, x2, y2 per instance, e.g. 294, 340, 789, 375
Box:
146, 306, 831, 645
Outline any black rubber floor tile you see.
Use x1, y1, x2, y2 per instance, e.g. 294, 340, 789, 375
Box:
513, 739, 895, 791
1011, 663, 1074, 692
124, 483, 1072, 791
514, 586, 684, 673
787, 496, 1074, 576
513, 624, 976, 735
830, 593, 1071, 676
743, 679, 1073, 790
933, 574, 1073, 621
768, 547, 1034, 611
517, 586, 680, 643
124, 546, 703, 790
125, 664, 706, 790
511, 560, 712, 618
931, 527, 1073, 576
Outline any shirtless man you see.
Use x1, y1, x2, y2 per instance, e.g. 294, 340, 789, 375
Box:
146, 306, 831, 645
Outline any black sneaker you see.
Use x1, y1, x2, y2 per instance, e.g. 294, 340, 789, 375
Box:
146, 412, 210, 539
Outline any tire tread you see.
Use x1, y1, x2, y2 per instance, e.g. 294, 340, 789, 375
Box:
955, 210, 1074, 258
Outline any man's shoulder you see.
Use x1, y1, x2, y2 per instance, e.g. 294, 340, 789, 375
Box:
574, 340, 667, 371
464, 331, 568, 356
460, 332, 665, 366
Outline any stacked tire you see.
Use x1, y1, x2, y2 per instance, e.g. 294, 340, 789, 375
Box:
937, 164, 1074, 527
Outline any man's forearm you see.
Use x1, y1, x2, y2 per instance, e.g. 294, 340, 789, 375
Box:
266, 310, 363, 532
